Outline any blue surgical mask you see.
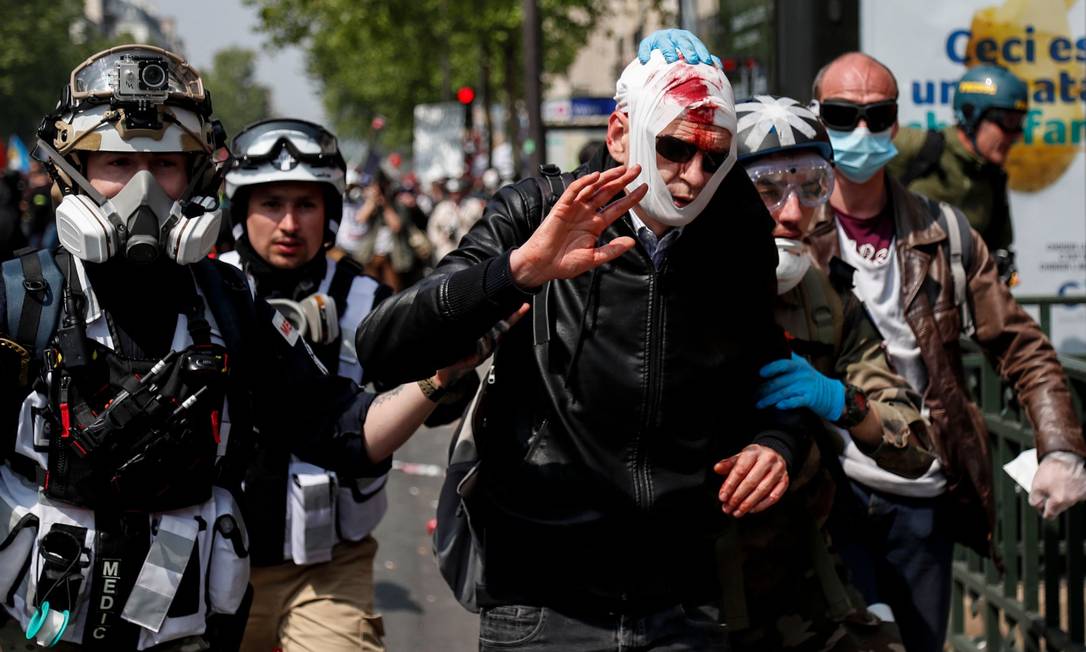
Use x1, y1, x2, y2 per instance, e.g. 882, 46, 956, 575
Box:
827, 127, 898, 183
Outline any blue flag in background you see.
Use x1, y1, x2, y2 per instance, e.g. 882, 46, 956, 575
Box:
7, 135, 30, 173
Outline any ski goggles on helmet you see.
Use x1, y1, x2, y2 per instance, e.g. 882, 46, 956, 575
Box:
69, 45, 206, 107
817, 99, 898, 132
655, 135, 729, 172
983, 108, 1026, 134
231, 119, 345, 170
744, 154, 834, 213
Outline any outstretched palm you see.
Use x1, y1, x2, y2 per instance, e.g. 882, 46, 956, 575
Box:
510, 165, 647, 288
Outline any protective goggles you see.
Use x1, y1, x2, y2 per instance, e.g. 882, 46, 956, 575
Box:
744, 155, 834, 213
818, 100, 898, 132
69, 45, 205, 105
983, 108, 1026, 134
231, 119, 345, 169
655, 135, 729, 172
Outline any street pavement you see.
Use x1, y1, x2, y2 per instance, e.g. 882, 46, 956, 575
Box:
373, 418, 479, 651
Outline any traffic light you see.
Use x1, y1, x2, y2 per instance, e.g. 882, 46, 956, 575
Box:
457, 86, 475, 130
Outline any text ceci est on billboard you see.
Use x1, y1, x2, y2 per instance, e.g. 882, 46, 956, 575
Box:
906, 25, 1085, 146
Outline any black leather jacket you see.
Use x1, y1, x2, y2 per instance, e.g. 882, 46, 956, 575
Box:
356, 153, 813, 612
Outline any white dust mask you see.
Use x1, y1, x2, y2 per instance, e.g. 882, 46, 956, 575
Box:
774, 238, 811, 294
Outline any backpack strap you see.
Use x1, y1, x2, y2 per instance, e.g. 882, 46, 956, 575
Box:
190, 258, 260, 491
528, 164, 574, 348
936, 201, 976, 337
327, 256, 364, 319
2, 249, 65, 356
899, 129, 945, 187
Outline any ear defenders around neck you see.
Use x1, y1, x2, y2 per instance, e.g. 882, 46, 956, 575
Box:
267, 293, 340, 346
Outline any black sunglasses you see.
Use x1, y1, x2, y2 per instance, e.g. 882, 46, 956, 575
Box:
655, 136, 728, 172
984, 108, 1026, 134
818, 100, 899, 132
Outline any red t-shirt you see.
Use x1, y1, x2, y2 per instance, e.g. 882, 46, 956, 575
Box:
835, 205, 895, 266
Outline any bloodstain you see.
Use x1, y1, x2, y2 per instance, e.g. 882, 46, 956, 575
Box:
690, 128, 720, 151
685, 105, 716, 125
665, 68, 717, 124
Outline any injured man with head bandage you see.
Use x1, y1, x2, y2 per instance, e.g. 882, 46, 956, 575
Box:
354, 35, 819, 650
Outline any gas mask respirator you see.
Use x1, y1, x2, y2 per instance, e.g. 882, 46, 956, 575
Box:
55, 170, 221, 265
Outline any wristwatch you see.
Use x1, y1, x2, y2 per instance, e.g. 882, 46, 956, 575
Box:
834, 383, 870, 429
417, 376, 448, 403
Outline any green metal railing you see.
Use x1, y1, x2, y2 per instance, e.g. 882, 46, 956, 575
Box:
950, 295, 1086, 652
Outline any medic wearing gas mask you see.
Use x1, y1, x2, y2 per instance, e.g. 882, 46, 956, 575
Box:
0, 45, 475, 651
354, 45, 817, 649
721, 94, 927, 652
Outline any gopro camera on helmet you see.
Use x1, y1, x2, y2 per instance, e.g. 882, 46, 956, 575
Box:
115, 54, 171, 102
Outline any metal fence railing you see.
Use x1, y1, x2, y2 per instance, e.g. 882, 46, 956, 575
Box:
949, 296, 1086, 652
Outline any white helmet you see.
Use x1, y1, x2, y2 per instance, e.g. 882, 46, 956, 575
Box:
35, 44, 227, 264
224, 118, 347, 237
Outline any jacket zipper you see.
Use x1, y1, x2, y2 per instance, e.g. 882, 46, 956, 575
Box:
634, 267, 665, 510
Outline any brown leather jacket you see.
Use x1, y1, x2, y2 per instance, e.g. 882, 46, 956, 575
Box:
805, 175, 1086, 554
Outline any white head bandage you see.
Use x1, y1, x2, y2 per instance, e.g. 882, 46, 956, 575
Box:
614, 51, 737, 227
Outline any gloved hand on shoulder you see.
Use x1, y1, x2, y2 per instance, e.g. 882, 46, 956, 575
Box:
756, 352, 846, 422
637, 28, 722, 67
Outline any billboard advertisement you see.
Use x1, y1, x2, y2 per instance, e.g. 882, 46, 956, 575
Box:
862, 0, 1086, 350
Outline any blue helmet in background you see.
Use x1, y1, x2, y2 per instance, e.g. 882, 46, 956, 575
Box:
952, 65, 1029, 135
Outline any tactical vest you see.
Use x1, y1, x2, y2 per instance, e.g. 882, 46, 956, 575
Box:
220, 250, 388, 566
0, 250, 252, 649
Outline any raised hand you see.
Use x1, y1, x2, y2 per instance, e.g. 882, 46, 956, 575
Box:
509, 165, 646, 289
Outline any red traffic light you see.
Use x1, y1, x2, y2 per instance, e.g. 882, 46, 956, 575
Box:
456, 86, 476, 105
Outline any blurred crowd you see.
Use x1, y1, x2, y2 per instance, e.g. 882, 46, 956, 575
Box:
332, 167, 497, 291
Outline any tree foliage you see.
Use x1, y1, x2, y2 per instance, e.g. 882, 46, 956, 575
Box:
246, 0, 608, 147
0, 0, 87, 142
200, 48, 273, 137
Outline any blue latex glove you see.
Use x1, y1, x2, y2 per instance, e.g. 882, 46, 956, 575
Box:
756, 353, 846, 422
637, 29, 722, 67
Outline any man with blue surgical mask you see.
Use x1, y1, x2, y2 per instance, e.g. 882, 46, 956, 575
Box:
805, 52, 1086, 652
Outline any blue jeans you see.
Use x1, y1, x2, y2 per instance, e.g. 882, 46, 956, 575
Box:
478, 603, 727, 651
828, 478, 953, 652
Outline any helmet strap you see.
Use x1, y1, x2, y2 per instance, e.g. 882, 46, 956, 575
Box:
33, 139, 108, 205
964, 116, 998, 166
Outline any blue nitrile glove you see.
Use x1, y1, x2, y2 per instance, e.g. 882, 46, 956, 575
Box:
756, 353, 846, 422
637, 29, 722, 67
